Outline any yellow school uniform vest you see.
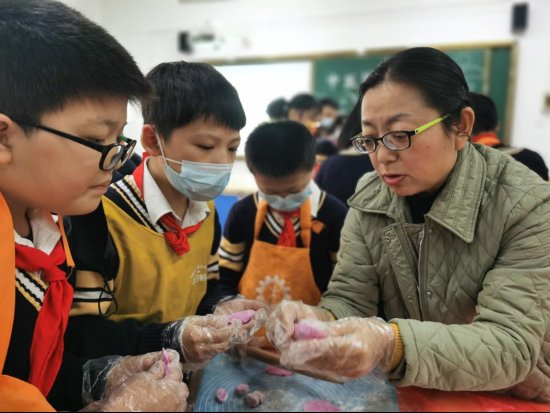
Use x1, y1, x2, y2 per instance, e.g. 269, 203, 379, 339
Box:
103, 196, 215, 324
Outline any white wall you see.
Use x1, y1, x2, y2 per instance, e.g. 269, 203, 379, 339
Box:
63, 0, 550, 191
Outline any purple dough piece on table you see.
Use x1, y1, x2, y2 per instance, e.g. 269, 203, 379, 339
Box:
235, 383, 249, 396
264, 365, 294, 377
244, 391, 265, 408
293, 321, 328, 340
228, 310, 256, 325
303, 400, 342, 412
215, 388, 229, 403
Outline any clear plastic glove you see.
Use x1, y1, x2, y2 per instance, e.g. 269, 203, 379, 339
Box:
164, 314, 250, 368
279, 317, 395, 380
105, 350, 182, 396
82, 350, 183, 406
266, 300, 334, 351
214, 297, 269, 338
82, 358, 188, 412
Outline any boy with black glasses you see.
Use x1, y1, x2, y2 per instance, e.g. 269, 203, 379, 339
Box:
0, 1, 187, 411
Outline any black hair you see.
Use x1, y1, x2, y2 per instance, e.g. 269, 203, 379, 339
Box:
142, 61, 246, 140
359, 47, 471, 133
469, 92, 498, 135
245, 121, 316, 177
337, 99, 363, 150
288, 94, 318, 111
266, 97, 288, 121
0, 0, 151, 127
316, 140, 338, 157
319, 98, 340, 111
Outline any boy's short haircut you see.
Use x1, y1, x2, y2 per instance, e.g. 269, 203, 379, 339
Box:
142, 61, 246, 140
288, 94, 318, 111
319, 98, 339, 111
245, 121, 316, 178
469, 92, 499, 135
0, 0, 151, 127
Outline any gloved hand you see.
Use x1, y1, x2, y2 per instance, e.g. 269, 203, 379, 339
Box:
104, 350, 182, 396
279, 317, 395, 380
164, 314, 246, 367
83, 350, 189, 411
82, 357, 188, 412
214, 297, 269, 335
265, 300, 334, 351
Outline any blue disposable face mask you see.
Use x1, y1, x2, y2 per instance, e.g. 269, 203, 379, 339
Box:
259, 184, 312, 212
157, 134, 233, 202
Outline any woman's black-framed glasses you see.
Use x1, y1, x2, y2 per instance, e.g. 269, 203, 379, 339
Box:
13, 120, 137, 171
351, 114, 450, 154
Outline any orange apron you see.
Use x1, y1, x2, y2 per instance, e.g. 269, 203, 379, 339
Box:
239, 199, 322, 305
0, 193, 55, 412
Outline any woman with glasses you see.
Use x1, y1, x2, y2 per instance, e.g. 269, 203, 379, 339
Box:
265, 47, 550, 402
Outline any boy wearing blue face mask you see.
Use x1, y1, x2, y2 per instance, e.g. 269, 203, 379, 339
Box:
215, 121, 347, 305
64, 62, 254, 378
100, 61, 245, 323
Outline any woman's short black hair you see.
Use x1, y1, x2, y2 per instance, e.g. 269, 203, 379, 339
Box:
360, 47, 471, 133
0, 0, 151, 127
142, 61, 246, 140
245, 121, 316, 177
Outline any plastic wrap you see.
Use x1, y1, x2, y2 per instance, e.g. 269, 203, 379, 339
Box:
273, 317, 395, 381
81, 350, 188, 412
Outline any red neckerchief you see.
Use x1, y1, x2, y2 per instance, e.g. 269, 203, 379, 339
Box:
14, 219, 74, 396
133, 154, 201, 255
273, 209, 301, 247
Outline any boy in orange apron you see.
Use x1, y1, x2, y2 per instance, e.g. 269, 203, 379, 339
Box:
0, 1, 187, 411
215, 121, 347, 308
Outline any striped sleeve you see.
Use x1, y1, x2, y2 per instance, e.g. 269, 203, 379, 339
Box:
70, 270, 114, 317
219, 236, 246, 273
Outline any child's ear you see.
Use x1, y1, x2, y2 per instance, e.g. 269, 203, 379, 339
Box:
0, 114, 16, 166
141, 124, 161, 156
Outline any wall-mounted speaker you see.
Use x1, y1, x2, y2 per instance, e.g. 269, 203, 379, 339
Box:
512, 3, 529, 33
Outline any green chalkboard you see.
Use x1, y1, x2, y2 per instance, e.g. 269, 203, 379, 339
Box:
313, 45, 513, 140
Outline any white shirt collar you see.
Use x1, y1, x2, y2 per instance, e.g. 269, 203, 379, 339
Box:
309, 181, 321, 218
143, 159, 210, 228
14, 209, 61, 255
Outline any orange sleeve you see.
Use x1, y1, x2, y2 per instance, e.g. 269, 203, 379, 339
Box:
0, 194, 55, 412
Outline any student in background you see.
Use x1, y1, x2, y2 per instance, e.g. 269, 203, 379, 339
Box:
319, 98, 341, 130
266, 97, 288, 122
470, 92, 549, 181
315, 100, 374, 205
0, 0, 186, 411
215, 121, 347, 306
287, 93, 320, 135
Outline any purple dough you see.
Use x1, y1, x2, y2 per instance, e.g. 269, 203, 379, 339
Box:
293, 321, 328, 340
215, 388, 229, 403
265, 365, 294, 377
303, 400, 342, 412
161, 348, 170, 378
235, 383, 249, 396
244, 391, 265, 408
228, 310, 256, 325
